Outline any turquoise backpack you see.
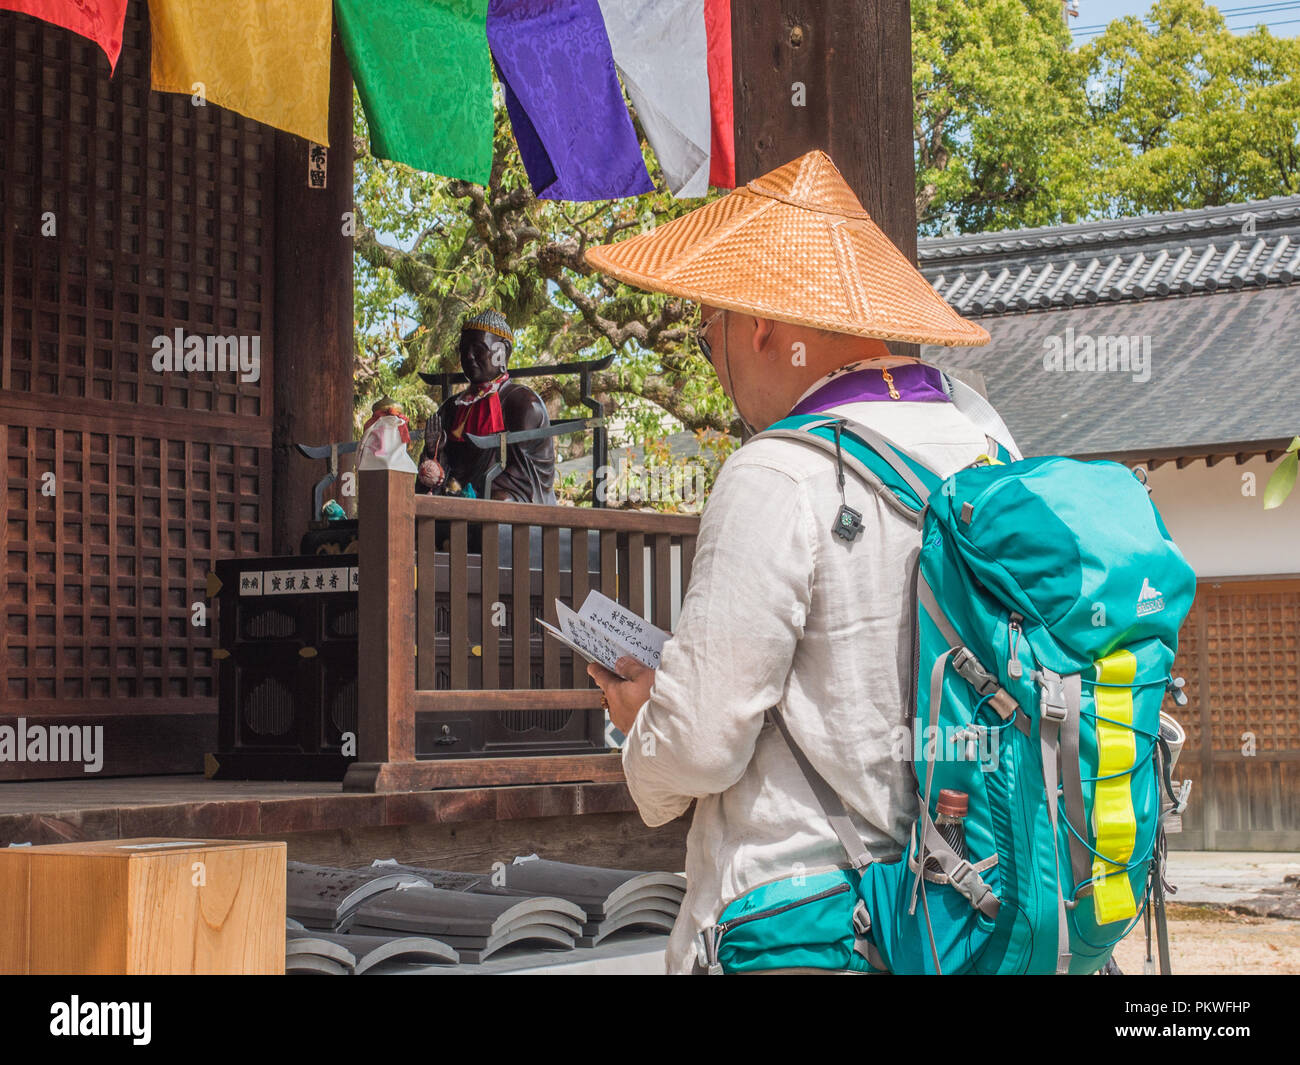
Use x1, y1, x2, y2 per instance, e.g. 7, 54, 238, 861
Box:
696, 409, 1196, 975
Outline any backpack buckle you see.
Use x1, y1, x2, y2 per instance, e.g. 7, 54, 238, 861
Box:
940, 857, 970, 886
951, 646, 997, 696
852, 899, 872, 936
1039, 671, 1068, 722
951, 646, 1019, 721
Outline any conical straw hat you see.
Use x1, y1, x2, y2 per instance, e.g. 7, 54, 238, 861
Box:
585, 150, 989, 347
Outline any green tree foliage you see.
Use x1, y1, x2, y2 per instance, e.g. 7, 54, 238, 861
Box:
913, 0, 1097, 233
351, 93, 736, 458
1263, 436, 1299, 509
1082, 0, 1300, 215
914, 0, 1300, 233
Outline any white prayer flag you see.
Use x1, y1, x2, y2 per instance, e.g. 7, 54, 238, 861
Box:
597, 0, 711, 198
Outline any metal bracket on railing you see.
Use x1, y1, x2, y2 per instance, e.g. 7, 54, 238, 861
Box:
466, 418, 600, 502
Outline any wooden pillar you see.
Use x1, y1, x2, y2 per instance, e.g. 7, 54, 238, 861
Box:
731, 0, 917, 266
271, 29, 356, 554
350, 469, 416, 776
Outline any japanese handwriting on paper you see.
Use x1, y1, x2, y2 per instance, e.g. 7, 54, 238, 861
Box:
577, 591, 668, 667
553, 602, 628, 672
537, 591, 669, 674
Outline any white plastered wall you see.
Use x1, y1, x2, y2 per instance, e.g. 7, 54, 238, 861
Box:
1141, 454, 1300, 578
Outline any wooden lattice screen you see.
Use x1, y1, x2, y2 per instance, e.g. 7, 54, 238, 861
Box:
1174, 580, 1300, 753
1, 4, 274, 777
1200, 580, 1300, 753
1170, 577, 1300, 848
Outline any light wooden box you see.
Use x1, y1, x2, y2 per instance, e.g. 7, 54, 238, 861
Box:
0, 837, 286, 975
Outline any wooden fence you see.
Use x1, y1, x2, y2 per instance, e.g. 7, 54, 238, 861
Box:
345, 469, 700, 792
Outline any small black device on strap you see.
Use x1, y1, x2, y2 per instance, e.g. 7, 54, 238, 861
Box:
831, 421, 864, 542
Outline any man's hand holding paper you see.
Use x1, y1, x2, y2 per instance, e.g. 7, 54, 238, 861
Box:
587, 656, 654, 734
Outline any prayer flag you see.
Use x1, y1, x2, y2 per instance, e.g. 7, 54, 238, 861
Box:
704, 0, 734, 189
596, 0, 710, 199
148, 0, 332, 146
488, 0, 653, 201
336, 0, 494, 184
0, 0, 128, 71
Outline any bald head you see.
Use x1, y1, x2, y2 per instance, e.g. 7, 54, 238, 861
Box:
699, 306, 902, 430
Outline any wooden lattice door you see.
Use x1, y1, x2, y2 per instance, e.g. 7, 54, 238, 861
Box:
1171, 577, 1300, 849
1, 4, 275, 778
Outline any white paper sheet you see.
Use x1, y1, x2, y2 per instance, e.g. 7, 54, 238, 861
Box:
536, 590, 669, 677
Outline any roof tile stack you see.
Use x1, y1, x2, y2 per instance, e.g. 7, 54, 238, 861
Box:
283, 857, 685, 972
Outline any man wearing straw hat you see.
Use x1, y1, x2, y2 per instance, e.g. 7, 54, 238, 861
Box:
584, 150, 1014, 974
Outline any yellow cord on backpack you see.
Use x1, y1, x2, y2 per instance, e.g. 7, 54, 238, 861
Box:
1091, 649, 1139, 924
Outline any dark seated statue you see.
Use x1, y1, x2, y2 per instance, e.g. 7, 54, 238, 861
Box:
416, 310, 556, 505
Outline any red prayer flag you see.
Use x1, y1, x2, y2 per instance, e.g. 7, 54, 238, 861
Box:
704, 0, 734, 189
1, 0, 129, 71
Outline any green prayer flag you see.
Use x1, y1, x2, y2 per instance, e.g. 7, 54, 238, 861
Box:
336, 0, 494, 183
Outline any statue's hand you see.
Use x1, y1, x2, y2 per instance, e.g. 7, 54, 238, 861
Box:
423, 415, 448, 453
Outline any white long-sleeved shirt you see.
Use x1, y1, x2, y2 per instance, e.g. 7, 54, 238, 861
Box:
621, 396, 990, 974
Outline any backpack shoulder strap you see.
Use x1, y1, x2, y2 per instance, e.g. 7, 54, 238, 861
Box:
766, 705, 874, 870
938, 370, 1023, 461
750, 413, 943, 521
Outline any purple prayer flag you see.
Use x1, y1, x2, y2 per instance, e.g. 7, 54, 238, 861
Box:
487, 0, 654, 201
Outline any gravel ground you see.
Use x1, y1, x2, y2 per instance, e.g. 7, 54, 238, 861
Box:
1110, 904, 1300, 975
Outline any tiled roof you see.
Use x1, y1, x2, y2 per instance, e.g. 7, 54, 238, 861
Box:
920, 196, 1300, 318
924, 287, 1300, 460
917, 196, 1300, 458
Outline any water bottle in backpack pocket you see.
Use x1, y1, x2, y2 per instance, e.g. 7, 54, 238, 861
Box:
856, 817, 1000, 974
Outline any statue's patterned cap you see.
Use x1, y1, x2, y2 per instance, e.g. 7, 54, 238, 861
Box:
462, 309, 513, 344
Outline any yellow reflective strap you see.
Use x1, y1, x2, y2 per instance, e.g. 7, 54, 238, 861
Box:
1091, 649, 1138, 923
973, 454, 1005, 467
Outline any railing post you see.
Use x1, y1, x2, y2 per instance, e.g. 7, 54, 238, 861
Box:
354, 468, 415, 768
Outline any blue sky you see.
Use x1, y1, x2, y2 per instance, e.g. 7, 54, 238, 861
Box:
1071, 0, 1300, 42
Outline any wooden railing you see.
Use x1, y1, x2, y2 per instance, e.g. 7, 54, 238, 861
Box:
344, 469, 700, 792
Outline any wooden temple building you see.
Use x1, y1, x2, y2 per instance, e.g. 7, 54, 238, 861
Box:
0, 2, 920, 867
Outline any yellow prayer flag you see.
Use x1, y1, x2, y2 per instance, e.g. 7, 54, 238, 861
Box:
149, 0, 332, 146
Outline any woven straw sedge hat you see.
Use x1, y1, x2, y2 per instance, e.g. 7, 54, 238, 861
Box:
585, 150, 989, 347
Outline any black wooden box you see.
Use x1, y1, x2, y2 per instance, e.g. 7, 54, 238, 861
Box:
209, 555, 360, 780
209, 539, 607, 781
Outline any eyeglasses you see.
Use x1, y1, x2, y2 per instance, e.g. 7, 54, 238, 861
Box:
694, 309, 724, 367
